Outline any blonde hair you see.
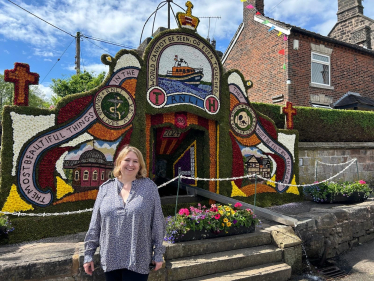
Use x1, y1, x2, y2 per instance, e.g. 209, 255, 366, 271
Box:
113, 145, 147, 179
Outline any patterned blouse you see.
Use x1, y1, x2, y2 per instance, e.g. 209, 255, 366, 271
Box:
84, 177, 165, 274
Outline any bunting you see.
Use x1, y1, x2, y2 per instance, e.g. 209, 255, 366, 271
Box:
243, 0, 288, 71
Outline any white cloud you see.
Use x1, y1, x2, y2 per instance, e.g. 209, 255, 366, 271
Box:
34, 49, 54, 57
4, 49, 9, 54
44, 58, 52, 61
2, 0, 374, 82
37, 83, 55, 100
67, 63, 108, 76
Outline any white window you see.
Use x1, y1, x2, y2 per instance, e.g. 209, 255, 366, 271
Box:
101, 171, 105, 180
311, 52, 330, 86
83, 170, 89, 181
92, 170, 98, 181
74, 171, 80, 181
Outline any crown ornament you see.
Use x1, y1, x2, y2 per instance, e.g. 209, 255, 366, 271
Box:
177, 1, 200, 31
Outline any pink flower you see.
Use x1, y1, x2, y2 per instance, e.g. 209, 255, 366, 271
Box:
234, 202, 243, 208
210, 207, 218, 212
178, 208, 190, 216
359, 180, 366, 184
214, 214, 221, 220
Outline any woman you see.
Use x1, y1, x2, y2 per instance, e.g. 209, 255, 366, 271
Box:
83, 145, 165, 281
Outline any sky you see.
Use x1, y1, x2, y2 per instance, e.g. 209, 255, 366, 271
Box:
1, 0, 374, 101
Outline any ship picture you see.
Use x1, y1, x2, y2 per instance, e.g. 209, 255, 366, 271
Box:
159, 55, 204, 85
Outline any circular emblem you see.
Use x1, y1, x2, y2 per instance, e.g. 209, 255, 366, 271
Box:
94, 86, 135, 128
147, 86, 167, 108
175, 113, 187, 129
230, 103, 257, 137
204, 95, 220, 114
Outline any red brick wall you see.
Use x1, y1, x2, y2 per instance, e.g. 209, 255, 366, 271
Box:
223, 3, 289, 104
288, 33, 374, 106
223, 2, 374, 107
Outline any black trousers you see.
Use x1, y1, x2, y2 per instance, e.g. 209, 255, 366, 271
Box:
105, 268, 148, 281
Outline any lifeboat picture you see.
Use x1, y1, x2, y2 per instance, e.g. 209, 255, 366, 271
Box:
160, 55, 204, 85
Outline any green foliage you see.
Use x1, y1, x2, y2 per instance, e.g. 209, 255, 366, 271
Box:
164, 203, 260, 243
5, 212, 92, 245
50, 70, 106, 99
0, 214, 14, 237
0, 74, 50, 119
252, 102, 374, 142
304, 180, 372, 202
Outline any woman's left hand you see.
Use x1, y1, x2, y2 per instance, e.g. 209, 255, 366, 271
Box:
152, 261, 163, 271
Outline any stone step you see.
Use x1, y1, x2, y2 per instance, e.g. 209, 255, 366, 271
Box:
166, 244, 283, 281
183, 262, 292, 281
164, 230, 272, 260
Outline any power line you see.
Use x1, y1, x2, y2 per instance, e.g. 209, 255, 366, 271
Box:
84, 37, 111, 55
41, 38, 75, 83
6, 0, 75, 38
269, 0, 287, 12
82, 34, 134, 49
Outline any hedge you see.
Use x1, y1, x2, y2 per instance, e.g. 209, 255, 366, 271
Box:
252, 103, 374, 142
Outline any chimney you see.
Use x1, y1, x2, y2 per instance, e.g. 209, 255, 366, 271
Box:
337, 0, 364, 22
211, 38, 216, 50
244, 0, 264, 22
248, 0, 264, 15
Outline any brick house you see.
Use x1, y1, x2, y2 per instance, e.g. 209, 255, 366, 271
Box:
223, 0, 374, 108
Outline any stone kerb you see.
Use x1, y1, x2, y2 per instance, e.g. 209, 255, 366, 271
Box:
294, 200, 374, 260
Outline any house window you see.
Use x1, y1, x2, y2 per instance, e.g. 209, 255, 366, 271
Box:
83, 170, 89, 181
92, 170, 98, 181
74, 171, 80, 181
101, 171, 105, 180
311, 52, 330, 86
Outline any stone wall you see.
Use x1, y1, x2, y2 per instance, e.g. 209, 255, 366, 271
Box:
294, 200, 374, 260
298, 142, 374, 185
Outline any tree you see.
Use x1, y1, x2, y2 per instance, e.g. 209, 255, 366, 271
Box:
50, 71, 106, 99
0, 74, 50, 119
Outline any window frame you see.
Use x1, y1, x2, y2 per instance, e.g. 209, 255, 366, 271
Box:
311, 52, 331, 86
92, 170, 98, 181
83, 170, 89, 181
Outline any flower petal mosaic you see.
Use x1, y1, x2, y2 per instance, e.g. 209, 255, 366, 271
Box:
0, 4, 300, 220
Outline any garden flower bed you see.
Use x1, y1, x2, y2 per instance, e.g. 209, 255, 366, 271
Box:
303, 180, 372, 203
165, 202, 260, 243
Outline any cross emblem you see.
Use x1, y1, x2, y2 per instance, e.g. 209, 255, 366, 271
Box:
282, 102, 297, 129
4, 63, 39, 106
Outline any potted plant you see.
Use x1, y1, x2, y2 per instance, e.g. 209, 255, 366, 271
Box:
164, 202, 260, 243
303, 180, 372, 203
0, 214, 14, 241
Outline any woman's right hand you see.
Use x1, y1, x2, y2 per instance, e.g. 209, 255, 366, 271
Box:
83, 261, 95, 275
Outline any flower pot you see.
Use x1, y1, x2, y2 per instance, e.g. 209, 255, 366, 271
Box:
325, 192, 367, 203
174, 224, 255, 243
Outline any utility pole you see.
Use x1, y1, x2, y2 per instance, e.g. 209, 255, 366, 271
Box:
167, 0, 173, 29
75, 32, 81, 75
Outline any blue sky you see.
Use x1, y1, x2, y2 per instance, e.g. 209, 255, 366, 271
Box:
1, 0, 374, 101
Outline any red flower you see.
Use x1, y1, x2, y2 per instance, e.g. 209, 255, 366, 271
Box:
178, 208, 190, 216
234, 202, 243, 208
214, 214, 220, 220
